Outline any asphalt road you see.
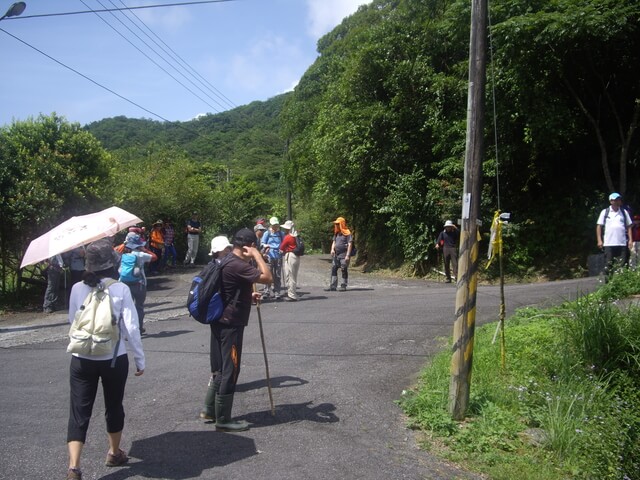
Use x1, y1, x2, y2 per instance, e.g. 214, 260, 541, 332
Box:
0, 255, 598, 480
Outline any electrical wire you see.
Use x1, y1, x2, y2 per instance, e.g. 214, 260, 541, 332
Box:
2, 0, 240, 20
80, 0, 225, 113
113, 0, 236, 109
0, 26, 210, 140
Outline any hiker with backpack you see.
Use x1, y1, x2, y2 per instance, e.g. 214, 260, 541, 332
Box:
435, 220, 460, 283
328, 216, 354, 292
65, 237, 145, 480
260, 216, 285, 300
118, 233, 156, 334
200, 227, 271, 432
279, 220, 302, 301
596, 192, 633, 281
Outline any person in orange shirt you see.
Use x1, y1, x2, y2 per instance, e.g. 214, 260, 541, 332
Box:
328, 217, 353, 292
148, 220, 164, 274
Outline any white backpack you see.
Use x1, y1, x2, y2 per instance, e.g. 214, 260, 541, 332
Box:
67, 279, 122, 362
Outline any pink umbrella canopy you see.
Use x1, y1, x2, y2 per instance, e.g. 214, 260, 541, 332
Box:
20, 206, 143, 268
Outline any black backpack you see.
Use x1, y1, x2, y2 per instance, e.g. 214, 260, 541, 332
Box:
292, 235, 305, 256
186, 254, 238, 324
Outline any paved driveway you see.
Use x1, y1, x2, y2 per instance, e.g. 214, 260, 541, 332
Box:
0, 256, 598, 479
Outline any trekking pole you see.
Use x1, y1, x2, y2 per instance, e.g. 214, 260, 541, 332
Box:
253, 284, 275, 416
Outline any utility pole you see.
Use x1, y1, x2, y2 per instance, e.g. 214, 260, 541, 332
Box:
449, 0, 488, 420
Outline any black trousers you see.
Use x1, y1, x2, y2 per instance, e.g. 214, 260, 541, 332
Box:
604, 245, 629, 277
209, 323, 245, 395
67, 354, 129, 443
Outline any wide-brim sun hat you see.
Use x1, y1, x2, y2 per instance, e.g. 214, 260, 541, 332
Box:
254, 223, 267, 232
444, 220, 454, 227
85, 237, 116, 272
282, 220, 294, 230
209, 235, 233, 255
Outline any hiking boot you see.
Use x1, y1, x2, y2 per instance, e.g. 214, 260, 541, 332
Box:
200, 380, 218, 421
66, 468, 82, 480
324, 287, 336, 292
215, 394, 250, 432
105, 449, 129, 467
338, 285, 347, 292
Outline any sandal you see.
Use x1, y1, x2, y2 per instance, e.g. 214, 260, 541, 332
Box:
105, 448, 129, 467
66, 468, 82, 480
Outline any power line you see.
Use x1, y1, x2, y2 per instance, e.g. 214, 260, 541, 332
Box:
80, 0, 225, 113
0, 26, 210, 140
3, 0, 240, 20
113, 0, 236, 109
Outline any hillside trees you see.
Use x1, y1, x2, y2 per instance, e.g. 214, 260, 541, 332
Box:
282, 0, 473, 266
281, 0, 640, 271
110, 144, 269, 252
0, 114, 114, 292
492, 0, 640, 197
86, 96, 289, 200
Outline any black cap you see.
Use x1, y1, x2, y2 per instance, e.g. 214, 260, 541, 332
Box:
234, 228, 257, 247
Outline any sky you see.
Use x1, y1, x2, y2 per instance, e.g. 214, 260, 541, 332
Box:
0, 0, 372, 127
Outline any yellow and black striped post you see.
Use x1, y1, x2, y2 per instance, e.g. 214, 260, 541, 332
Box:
448, 0, 488, 420
448, 224, 481, 420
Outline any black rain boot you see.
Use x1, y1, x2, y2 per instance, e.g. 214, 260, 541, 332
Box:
215, 394, 250, 432
199, 377, 218, 421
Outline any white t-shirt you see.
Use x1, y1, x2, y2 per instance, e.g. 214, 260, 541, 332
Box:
597, 207, 631, 246
68, 280, 145, 371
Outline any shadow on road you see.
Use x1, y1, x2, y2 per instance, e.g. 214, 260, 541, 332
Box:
237, 401, 339, 428
236, 375, 309, 392
142, 329, 193, 340
99, 431, 257, 479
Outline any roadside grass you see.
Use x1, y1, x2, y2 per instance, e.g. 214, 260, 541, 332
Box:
399, 268, 640, 479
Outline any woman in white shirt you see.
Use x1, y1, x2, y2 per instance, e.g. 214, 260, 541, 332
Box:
65, 237, 145, 480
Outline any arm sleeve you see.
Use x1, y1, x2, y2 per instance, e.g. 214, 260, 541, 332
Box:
118, 285, 145, 371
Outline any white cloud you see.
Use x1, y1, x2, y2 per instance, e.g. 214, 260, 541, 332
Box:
306, 0, 373, 38
128, 1, 192, 31
226, 33, 306, 97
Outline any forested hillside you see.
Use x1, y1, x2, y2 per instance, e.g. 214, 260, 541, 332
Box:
85, 94, 289, 193
280, 0, 640, 276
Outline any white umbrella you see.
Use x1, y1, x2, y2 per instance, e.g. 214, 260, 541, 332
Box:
20, 206, 142, 268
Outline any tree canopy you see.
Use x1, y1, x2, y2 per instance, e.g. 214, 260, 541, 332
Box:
280, 0, 640, 274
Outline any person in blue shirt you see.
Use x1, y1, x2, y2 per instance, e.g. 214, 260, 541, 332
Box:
260, 217, 285, 300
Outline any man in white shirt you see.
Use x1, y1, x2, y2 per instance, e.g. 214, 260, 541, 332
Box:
596, 192, 633, 281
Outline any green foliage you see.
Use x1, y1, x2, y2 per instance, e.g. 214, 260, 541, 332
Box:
109, 145, 268, 259
279, 0, 640, 274
399, 273, 640, 479
85, 96, 288, 199
0, 114, 114, 292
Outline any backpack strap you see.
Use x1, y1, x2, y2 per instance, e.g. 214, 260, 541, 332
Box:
101, 278, 123, 368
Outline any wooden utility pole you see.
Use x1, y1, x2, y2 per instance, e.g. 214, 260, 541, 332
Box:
449, 0, 488, 420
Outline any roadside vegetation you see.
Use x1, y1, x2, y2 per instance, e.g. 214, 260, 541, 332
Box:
399, 268, 640, 479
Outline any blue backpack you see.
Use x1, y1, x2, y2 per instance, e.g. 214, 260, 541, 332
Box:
119, 253, 141, 283
187, 254, 238, 324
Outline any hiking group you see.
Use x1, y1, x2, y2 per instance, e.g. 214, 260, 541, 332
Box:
59, 213, 357, 480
